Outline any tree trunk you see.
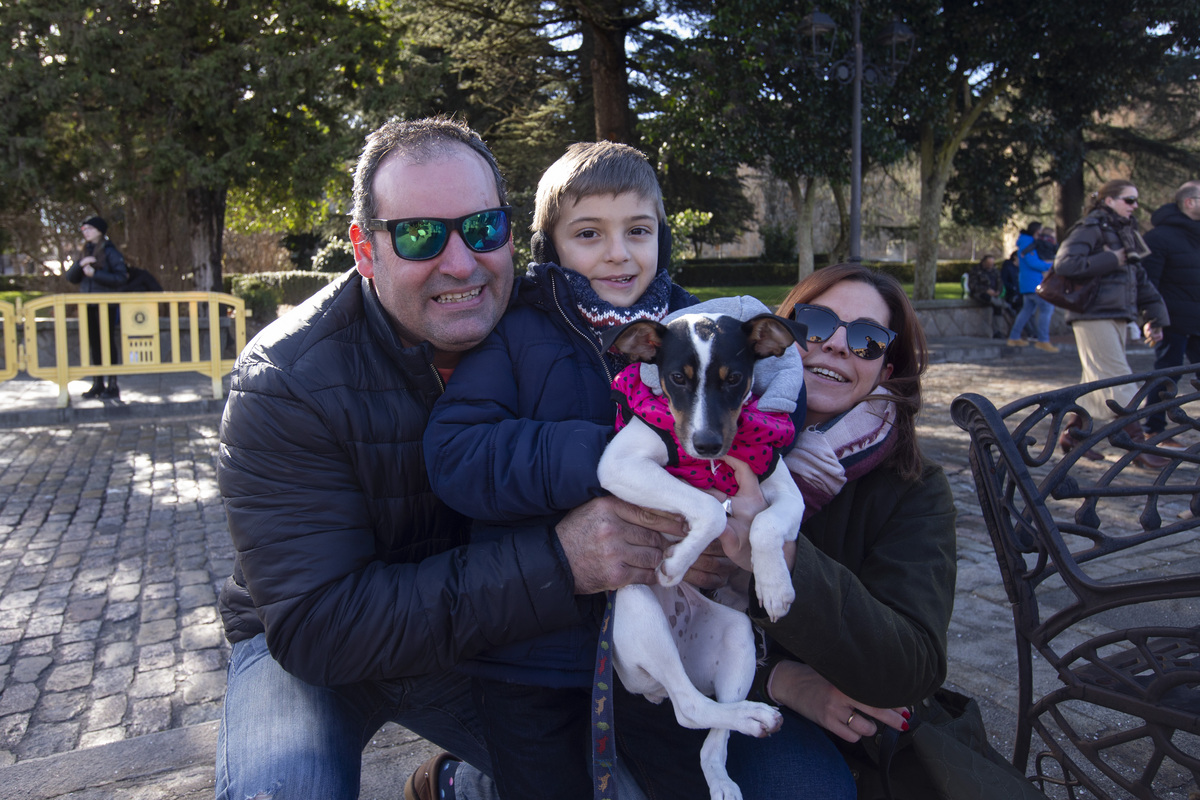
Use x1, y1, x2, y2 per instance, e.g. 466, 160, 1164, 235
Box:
588, 22, 632, 144
914, 125, 952, 301
187, 185, 226, 293
1054, 128, 1087, 236
829, 181, 849, 264
789, 175, 817, 283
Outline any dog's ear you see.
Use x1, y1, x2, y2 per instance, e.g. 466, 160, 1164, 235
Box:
743, 314, 808, 358
601, 319, 667, 362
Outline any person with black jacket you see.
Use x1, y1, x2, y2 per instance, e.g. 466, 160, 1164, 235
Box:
65, 216, 127, 398
1052, 179, 1170, 469
214, 118, 707, 800
1142, 180, 1200, 443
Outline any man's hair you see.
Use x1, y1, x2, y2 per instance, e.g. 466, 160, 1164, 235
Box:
351, 116, 507, 232
1025, 221, 1042, 235
532, 141, 665, 233
1175, 180, 1200, 206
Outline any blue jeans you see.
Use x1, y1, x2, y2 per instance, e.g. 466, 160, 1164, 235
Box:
1008, 292, 1054, 343
215, 633, 494, 800
727, 708, 856, 800
1147, 329, 1200, 433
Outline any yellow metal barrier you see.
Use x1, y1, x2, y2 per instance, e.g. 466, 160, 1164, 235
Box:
18, 291, 247, 407
0, 300, 17, 384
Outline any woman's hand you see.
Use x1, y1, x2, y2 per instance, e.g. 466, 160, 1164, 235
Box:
82, 265, 95, 277
704, 456, 768, 572
766, 660, 911, 744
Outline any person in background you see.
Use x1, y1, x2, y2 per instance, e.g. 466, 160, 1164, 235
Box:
1006, 221, 1059, 352
65, 216, 128, 399
1142, 180, 1200, 446
1053, 179, 1169, 469
967, 254, 1014, 338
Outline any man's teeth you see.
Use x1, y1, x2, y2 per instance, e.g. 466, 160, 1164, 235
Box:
809, 366, 848, 382
435, 288, 482, 303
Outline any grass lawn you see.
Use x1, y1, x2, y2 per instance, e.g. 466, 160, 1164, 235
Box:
680, 283, 964, 310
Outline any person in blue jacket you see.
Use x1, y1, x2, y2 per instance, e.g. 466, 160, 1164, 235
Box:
423, 141, 809, 800
1006, 221, 1060, 352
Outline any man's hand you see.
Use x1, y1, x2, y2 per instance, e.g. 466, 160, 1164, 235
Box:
555, 496, 683, 594
1143, 322, 1164, 345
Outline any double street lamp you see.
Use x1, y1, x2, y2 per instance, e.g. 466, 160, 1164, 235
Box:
799, 4, 915, 262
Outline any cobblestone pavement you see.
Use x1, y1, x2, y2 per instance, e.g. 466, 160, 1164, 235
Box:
1, 341, 1193, 799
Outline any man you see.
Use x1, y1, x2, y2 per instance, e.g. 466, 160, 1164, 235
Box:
967, 254, 1013, 338
214, 118, 697, 799
1143, 180, 1200, 444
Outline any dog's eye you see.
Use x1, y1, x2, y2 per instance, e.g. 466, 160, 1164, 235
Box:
668, 371, 688, 387
724, 372, 744, 387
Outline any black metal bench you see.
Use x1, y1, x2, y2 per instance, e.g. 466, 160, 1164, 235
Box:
952, 364, 1200, 799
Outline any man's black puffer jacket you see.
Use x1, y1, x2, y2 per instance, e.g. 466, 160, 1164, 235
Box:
217, 270, 588, 687
1143, 202, 1200, 336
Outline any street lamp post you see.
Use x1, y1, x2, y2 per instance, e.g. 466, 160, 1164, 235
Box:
800, 3, 915, 263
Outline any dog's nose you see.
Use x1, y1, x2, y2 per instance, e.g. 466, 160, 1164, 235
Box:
691, 431, 725, 458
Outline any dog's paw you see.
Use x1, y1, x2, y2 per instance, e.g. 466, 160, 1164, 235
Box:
727, 700, 783, 738
656, 560, 685, 587
756, 581, 795, 623
706, 777, 743, 800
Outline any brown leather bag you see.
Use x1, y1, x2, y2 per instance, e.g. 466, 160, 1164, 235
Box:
1035, 269, 1098, 313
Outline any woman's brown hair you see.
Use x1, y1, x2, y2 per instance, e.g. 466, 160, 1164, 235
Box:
1088, 179, 1137, 213
777, 263, 928, 481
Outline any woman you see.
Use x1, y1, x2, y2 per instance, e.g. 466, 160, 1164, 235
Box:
65, 216, 128, 399
1053, 180, 1169, 469
724, 263, 958, 799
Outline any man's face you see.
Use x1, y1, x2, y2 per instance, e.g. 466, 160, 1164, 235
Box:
351, 146, 514, 366
981, 256, 995, 270
1183, 194, 1200, 222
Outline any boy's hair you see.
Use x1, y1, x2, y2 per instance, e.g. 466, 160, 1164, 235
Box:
533, 141, 666, 233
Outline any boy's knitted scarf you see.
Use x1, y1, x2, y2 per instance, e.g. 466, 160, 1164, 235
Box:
784, 386, 898, 519
559, 265, 674, 332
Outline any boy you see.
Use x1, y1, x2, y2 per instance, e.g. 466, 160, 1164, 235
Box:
425, 142, 803, 799
425, 142, 700, 799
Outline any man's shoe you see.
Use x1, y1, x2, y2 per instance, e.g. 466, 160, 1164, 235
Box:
1006, 339, 1029, 347
101, 383, 120, 399
1033, 341, 1060, 353
82, 381, 105, 399
404, 752, 460, 800
1156, 435, 1187, 449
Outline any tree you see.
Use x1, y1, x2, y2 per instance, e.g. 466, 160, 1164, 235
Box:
645, 0, 906, 280
2, 0, 398, 290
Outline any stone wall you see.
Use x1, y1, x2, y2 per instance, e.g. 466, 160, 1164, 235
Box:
913, 299, 1070, 339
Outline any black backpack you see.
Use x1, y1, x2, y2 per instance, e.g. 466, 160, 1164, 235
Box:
123, 265, 164, 292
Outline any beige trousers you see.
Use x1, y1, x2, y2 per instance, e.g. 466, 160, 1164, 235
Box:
1071, 318, 1137, 422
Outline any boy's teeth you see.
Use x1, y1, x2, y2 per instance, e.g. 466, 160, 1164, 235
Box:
435, 288, 482, 303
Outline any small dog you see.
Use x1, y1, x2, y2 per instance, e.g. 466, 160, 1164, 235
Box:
596, 312, 808, 800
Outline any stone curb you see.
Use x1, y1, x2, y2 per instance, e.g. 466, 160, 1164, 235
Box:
0, 399, 228, 430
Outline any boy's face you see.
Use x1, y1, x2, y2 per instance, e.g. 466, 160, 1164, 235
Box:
551, 191, 659, 307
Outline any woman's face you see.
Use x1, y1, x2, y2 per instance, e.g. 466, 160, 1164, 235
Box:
1103, 187, 1139, 219
799, 280, 895, 427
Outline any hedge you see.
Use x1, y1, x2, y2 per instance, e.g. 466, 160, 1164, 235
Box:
671, 259, 979, 286
223, 269, 344, 320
